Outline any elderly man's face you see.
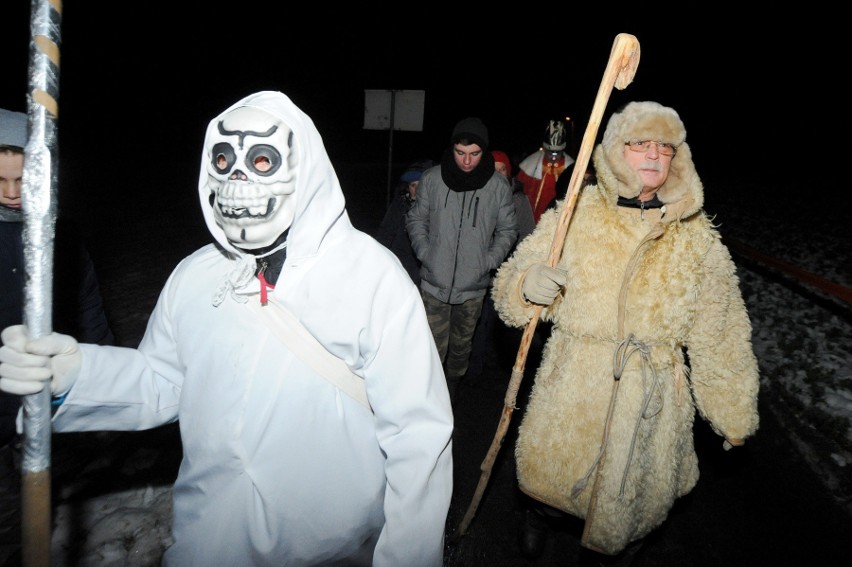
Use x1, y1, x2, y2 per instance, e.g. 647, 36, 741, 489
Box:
623, 140, 672, 199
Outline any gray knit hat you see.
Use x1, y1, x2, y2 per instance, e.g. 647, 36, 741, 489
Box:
0, 108, 28, 149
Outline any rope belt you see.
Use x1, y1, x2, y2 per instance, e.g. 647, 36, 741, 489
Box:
572, 333, 663, 500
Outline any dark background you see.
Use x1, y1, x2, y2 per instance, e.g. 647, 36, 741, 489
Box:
1, 5, 838, 215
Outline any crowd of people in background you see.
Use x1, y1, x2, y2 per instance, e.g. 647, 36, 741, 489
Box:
378, 120, 575, 387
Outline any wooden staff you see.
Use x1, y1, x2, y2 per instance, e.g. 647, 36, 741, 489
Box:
455, 33, 641, 538
20, 1, 63, 565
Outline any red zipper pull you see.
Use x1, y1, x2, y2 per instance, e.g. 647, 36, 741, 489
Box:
257, 259, 275, 305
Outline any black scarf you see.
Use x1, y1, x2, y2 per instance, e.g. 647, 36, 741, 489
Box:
235, 230, 289, 285
439, 147, 495, 192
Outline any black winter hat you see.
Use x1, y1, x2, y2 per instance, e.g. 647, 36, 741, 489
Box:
450, 117, 489, 149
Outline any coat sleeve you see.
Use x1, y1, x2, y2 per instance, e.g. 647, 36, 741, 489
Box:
52, 263, 187, 432
486, 182, 519, 270
405, 178, 431, 263
686, 237, 760, 443
491, 207, 562, 327
364, 279, 453, 567
53, 220, 115, 346
72, 249, 115, 346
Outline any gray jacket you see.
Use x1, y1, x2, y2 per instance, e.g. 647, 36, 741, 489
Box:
407, 165, 518, 304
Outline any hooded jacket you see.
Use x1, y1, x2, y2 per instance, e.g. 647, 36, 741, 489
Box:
407, 149, 518, 304
50, 91, 454, 566
492, 101, 759, 555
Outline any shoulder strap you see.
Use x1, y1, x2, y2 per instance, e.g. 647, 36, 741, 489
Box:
248, 298, 372, 412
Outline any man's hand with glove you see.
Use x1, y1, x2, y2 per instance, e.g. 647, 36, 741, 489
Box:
0, 325, 82, 397
522, 263, 568, 305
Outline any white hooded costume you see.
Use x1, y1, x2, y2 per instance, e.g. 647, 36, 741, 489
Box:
49, 91, 454, 566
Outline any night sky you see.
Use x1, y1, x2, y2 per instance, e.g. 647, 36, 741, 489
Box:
1, 5, 837, 201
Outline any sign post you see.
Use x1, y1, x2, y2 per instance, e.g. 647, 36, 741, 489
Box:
363, 89, 425, 205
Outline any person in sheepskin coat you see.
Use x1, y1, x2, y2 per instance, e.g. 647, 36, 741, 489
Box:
491, 101, 759, 561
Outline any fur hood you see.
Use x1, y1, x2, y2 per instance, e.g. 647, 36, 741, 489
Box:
595, 101, 703, 221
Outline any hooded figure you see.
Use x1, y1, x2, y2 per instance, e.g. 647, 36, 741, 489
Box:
0, 92, 453, 566
492, 101, 759, 555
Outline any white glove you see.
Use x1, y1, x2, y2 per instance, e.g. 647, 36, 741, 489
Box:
522, 263, 568, 305
0, 325, 82, 397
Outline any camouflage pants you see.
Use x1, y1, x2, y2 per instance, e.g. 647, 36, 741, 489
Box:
420, 289, 485, 378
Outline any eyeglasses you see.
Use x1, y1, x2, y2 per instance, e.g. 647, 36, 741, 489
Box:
625, 139, 677, 157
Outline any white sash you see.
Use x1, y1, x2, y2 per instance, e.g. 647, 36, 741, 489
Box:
249, 298, 371, 411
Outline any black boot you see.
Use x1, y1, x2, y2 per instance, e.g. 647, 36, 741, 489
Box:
519, 508, 549, 559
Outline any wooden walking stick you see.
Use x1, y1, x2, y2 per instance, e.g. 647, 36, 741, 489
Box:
455, 33, 640, 538
20, 1, 63, 565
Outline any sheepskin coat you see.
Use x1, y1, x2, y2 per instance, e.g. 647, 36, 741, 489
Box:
491, 102, 759, 555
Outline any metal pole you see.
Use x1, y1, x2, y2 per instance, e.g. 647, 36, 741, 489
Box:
21, 1, 62, 565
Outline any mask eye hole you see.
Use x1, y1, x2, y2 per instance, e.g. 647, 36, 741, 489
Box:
254, 155, 272, 172
246, 144, 282, 177
212, 143, 236, 174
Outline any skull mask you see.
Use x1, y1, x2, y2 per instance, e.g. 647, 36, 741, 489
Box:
204, 106, 298, 252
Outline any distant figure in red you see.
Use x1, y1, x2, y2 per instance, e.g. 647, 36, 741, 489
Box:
517, 120, 575, 223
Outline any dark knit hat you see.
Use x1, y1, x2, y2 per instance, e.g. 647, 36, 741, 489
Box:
400, 159, 434, 183
450, 117, 489, 149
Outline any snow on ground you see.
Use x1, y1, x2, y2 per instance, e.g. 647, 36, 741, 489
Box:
705, 179, 851, 499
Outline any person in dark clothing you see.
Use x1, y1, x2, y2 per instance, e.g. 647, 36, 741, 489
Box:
0, 107, 115, 564
374, 159, 433, 285
406, 117, 517, 404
